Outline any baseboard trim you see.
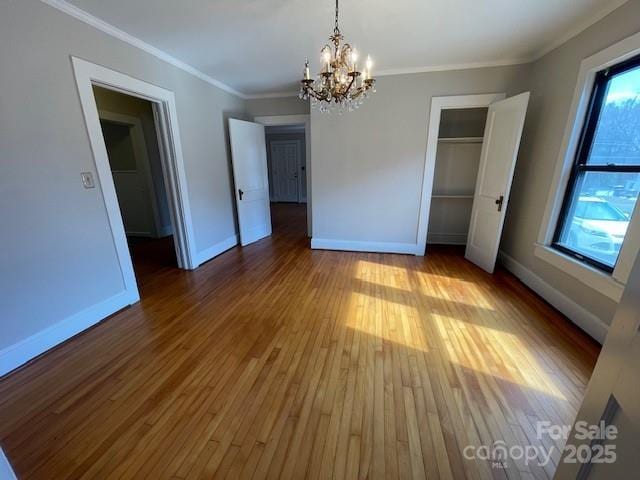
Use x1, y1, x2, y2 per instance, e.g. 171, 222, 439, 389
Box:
0, 290, 137, 377
311, 238, 421, 255
157, 224, 173, 238
427, 233, 468, 245
196, 234, 239, 266
498, 251, 609, 344
0, 448, 17, 480
125, 230, 153, 237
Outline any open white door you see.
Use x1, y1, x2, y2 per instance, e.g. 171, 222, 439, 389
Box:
229, 119, 272, 246
465, 92, 530, 273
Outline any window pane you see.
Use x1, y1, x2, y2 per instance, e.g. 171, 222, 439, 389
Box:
557, 171, 639, 268
588, 65, 640, 166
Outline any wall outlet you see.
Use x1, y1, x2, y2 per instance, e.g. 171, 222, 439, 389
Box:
81, 172, 95, 189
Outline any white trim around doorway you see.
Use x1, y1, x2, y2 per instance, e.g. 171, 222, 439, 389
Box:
72, 57, 199, 300
416, 93, 505, 256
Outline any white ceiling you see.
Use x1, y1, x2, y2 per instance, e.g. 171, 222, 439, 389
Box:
59, 0, 627, 98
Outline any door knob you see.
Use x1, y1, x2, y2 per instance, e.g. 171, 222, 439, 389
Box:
495, 195, 504, 212
238, 188, 244, 200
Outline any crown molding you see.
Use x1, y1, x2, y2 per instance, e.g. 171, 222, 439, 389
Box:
244, 61, 530, 98
39, 0, 248, 99
376, 58, 529, 77
244, 91, 300, 100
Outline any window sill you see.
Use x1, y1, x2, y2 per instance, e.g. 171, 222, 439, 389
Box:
533, 244, 624, 302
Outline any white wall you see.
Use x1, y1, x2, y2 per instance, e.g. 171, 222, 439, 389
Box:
0, 0, 244, 355
245, 96, 309, 117
502, 0, 640, 328
310, 66, 529, 250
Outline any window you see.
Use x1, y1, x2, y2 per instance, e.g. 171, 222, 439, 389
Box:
553, 54, 640, 272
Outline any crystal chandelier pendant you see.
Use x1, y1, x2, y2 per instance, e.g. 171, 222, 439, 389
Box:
299, 0, 376, 113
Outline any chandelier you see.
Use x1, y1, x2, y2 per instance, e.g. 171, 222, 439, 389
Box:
299, 0, 376, 113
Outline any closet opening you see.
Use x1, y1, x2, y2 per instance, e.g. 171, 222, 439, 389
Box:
418, 93, 530, 273
427, 107, 488, 246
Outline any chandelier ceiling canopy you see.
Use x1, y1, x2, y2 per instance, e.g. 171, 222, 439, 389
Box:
299, 0, 376, 113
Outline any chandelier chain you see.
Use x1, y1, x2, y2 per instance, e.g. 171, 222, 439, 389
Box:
334, 0, 339, 34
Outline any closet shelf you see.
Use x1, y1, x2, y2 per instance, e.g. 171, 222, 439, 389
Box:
437, 137, 483, 144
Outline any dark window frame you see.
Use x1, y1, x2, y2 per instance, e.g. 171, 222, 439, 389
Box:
552, 54, 640, 272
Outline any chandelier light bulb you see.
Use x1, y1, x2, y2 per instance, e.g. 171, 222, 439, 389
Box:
322, 49, 331, 64
304, 59, 311, 80
351, 49, 358, 72
366, 55, 373, 71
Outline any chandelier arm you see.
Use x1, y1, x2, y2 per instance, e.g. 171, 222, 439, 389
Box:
309, 87, 329, 102
345, 75, 356, 95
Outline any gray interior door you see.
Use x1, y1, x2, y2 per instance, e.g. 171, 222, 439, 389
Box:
270, 140, 300, 202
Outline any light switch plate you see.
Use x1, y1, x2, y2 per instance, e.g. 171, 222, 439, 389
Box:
81, 172, 95, 189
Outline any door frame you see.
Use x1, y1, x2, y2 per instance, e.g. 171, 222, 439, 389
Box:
254, 115, 312, 236
269, 138, 303, 203
72, 57, 198, 304
416, 93, 506, 256
98, 110, 164, 238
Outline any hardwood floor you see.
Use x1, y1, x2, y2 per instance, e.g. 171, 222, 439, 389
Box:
0, 204, 599, 479
127, 234, 178, 283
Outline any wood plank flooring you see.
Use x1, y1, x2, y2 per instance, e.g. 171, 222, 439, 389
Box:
0, 203, 600, 479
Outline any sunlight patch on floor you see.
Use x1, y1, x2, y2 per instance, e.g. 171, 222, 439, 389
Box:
344, 289, 428, 352
433, 313, 568, 401
411, 271, 496, 311
355, 259, 410, 290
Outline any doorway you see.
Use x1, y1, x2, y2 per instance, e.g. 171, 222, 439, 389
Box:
417, 93, 530, 273
264, 124, 308, 236
72, 57, 198, 307
228, 115, 312, 249
93, 86, 178, 285
255, 115, 312, 237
